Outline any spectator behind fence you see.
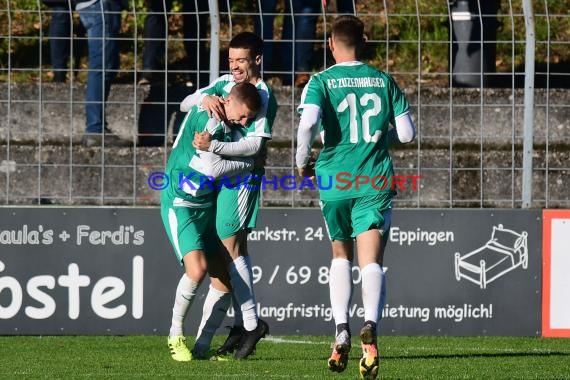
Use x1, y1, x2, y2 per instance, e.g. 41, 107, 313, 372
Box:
138, 0, 209, 88
254, 0, 321, 88
76, 0, 130, 147
43, 0, 86, 82
329, 0, 356, 14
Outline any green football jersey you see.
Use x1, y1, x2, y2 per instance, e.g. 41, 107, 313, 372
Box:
201, 74, 277, 139
298, 61, 410, 200
163, 105, 228, 205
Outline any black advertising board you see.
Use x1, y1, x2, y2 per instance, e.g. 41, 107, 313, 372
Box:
0, 208, 541, 336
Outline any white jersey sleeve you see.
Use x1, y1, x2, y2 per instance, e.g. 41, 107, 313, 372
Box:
387, 111, 416, 145
295, 105, 321, 168
190, 150, 253, 179
209, 136, 264, 157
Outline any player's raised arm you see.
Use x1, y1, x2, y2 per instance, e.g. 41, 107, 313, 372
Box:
180, 74, 232, 118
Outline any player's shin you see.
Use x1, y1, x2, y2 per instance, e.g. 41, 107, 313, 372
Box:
329, 258, 353, 328
228, 256, 258, 331
361, 263, 383, 324
193, 285, 231, 358
169, 273, 200, 337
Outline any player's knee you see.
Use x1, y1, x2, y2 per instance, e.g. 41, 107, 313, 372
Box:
210, 277, 231, 292
182, 250, 208, 282
222, 234, 245, 259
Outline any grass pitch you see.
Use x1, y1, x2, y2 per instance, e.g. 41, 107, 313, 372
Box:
0, 335, 568, 379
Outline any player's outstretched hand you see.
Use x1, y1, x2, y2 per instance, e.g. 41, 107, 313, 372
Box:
193, 131, 212, 150
202, 95, 226, 121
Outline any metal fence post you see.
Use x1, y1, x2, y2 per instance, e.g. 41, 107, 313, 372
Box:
522, 0, 535, 208
208, 0, 220, 82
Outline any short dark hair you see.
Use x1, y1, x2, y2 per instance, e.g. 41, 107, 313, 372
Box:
229, 32, 263, 58
230, 82, 262, 114
332, 15, 365, 49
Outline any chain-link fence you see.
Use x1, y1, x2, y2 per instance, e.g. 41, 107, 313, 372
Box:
0, 0, 568, 207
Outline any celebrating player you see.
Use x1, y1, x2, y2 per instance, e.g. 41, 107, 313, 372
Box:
180, 31, 277, 360
295, 15, 416, 379
161, 82, 262, 362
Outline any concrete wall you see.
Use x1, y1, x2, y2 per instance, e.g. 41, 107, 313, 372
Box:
1, 83, 568, 207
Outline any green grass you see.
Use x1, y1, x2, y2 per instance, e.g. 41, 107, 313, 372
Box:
0, 335, 569, 379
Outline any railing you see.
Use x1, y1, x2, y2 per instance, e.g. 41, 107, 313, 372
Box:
0, 0, 568, 208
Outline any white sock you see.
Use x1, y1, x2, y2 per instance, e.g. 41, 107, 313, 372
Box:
329, 258, 352, 326
361, 263, 384, 323
229, 256, 257, 331
169, 273, 199, 337
194, 285, 231, 355
231, 255, 252, 328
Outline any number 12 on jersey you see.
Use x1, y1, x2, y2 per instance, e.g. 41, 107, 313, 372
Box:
337, 92, 382, 143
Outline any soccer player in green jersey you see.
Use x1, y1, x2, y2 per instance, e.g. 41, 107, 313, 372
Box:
295, 15, 416, 379
161, 82, 262, 362
180, 32, 277, 360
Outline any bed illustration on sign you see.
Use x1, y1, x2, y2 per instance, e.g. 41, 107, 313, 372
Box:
454, 224, 528, 289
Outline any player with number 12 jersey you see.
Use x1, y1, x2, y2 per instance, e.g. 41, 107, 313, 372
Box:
298, 62, 410, 200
